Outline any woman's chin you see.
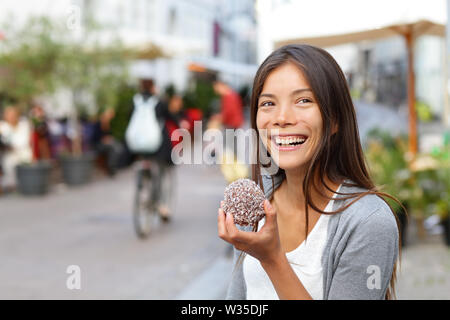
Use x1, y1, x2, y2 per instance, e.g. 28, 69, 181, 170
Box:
274, 159, 307, 172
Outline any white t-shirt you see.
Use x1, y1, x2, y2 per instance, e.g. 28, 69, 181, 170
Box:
243, 184, 342, 300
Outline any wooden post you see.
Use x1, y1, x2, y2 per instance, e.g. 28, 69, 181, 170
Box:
405, 30, 418, 156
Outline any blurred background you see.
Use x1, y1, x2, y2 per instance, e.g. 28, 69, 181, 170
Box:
0, 0, 449, 300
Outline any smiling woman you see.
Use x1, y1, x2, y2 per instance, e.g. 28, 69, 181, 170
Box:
218, 44, 403, 300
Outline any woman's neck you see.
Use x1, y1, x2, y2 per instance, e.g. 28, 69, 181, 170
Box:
279, 167, 340, 214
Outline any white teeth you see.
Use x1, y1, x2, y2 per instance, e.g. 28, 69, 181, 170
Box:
274, 136, 307, 145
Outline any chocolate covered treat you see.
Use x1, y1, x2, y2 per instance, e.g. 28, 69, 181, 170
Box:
222, 178, 266, 227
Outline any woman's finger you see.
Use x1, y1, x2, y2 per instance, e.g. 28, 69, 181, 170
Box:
217, 208, 228, 241
225, 213, 255, 244
259, 200, 277, 233
224, 212, 237, 236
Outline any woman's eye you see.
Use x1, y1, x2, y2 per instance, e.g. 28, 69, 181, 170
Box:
296, 98, 312, 104
259, 101, 274, 107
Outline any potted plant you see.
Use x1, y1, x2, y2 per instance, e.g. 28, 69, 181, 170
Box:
365, 129, 412, 246
430, 134, 450, 246
15, 159, 52, 196
407, 165, 441, 240
56, 24, 130, 186
0, 17, 64, 195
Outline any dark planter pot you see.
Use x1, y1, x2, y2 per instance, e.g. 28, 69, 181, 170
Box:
60, 153, 95, 186
396, 204, 409, 248
441, 216, 450, 247
16, 161, 52, 196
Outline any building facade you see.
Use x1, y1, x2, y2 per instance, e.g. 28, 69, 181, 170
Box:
75, 0, 258, 91
0, 0, 258, 93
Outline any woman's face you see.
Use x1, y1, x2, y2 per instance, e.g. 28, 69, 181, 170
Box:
256, 62, 323, 172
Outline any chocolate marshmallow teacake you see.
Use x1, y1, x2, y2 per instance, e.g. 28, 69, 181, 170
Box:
222, 178, 266, 227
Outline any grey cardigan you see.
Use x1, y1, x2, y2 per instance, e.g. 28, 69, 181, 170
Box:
225, 174, 399, 300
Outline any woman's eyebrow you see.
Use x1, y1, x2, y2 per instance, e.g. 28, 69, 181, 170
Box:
259, 93, 276, 99
290, 88, 312, 96
259, 88, 312, 99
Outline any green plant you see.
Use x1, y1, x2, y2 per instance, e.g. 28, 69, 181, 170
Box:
430, 133, 450, 220
350, 88, 361, 100
365, 129, 409, 209
182, 79, 217, 117
365, 129, 433, 219
0, 17, 66, 108
415, 100, 433, 122
109, 83, 136, 141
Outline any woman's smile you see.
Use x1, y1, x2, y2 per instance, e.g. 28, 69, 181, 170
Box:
271, 134, 308, 152
272, 132, 308, 146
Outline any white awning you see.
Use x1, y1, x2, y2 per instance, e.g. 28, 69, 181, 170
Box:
270, 0, 446, 48
275, 19, 445, 48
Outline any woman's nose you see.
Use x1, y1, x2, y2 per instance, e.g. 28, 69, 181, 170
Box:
274, 104, 295, 127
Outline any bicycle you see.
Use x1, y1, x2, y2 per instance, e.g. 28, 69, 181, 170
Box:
133, 158, 176, 239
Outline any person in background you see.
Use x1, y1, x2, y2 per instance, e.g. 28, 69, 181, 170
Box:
0, 105, 33, 192
212, 78, 244, 130
29, 104, 51, 161
210, 78, 244, 160
0, 118, 7, 192
129, 79, 183, 222
166, 93, 191, 147
46, 117, 71, 159
92, 107, 122, 177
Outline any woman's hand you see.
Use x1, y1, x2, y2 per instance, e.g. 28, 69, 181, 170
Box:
218, 199, 283, 265
218, 199, 313, 299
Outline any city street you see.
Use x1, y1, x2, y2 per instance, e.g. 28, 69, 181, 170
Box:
0, 163, 230, 299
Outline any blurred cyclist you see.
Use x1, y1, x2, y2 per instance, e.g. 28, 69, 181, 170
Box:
126, 79, 183, 222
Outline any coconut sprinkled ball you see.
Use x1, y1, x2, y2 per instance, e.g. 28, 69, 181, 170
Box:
222, 178, 266, 227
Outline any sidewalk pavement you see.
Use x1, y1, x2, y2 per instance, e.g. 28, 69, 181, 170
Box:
396, 236, 450, 300
175, 254, 233, 300
0, 163, 231, 299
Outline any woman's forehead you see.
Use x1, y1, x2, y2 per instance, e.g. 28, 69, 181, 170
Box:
261, 63, 311, 95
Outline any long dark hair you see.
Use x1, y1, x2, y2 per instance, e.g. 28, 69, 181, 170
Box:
246, 44, 403, 300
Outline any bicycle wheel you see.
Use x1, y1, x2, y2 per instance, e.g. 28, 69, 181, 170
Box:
156, 164, 177, 223
164, 166, 177, 219
133, 169, 158, 238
